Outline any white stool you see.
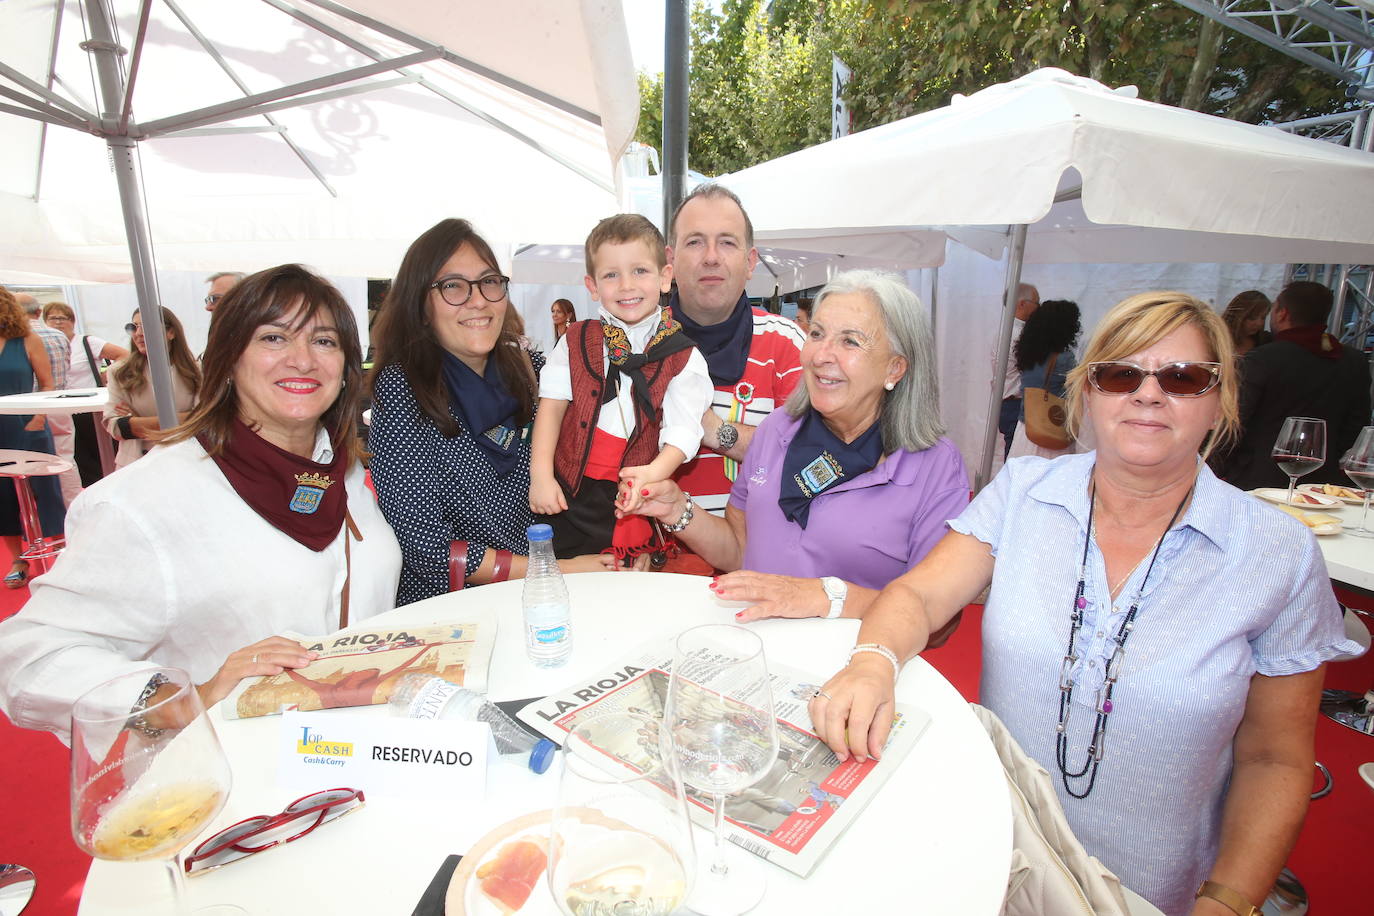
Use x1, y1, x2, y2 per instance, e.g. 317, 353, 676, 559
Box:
0, 447, 71, 575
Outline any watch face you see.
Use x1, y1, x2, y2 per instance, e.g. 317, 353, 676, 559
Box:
717, 423, 738, 449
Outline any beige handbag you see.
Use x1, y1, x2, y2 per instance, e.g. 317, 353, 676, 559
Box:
1023, 352, 1072, 450
971, 704, 1131, 916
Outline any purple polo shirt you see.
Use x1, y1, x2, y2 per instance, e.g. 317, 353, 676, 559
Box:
729, 410, 970, 590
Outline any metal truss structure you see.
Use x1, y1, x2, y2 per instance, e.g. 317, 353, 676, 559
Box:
1173, 1, 1374, 101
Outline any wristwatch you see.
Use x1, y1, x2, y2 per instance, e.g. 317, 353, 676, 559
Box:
1196, 882, 1261, 916
821, 576, 847, 619
716, 422, 739, 452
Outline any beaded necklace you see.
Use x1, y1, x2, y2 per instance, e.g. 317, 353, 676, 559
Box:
1056, 477, 1192, 799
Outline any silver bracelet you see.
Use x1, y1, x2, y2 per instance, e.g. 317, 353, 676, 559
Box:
848, 643, 900, 680
662, 493, 695, 533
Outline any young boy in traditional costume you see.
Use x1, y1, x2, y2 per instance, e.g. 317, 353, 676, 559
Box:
529, 214, 713, 564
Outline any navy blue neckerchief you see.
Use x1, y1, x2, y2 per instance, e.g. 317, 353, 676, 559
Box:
440, 351, 520, 477
670, 290, 752, 386
778, 409, 883, 528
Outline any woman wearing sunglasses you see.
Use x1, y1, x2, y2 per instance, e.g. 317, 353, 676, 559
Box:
809, 292, 1358, 916
367, 219, 612, 606
0, 265, 402, 742
103, 306, 201, 469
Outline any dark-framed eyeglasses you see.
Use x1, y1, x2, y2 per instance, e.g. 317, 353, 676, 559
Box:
430, 274, 510, 308
183, 787, 365, 875
1086, 360, 1222, 398
204, 294, 226, 306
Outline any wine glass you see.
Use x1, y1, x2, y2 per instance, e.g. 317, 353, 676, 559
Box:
71, 667, 236, 916
1340, 426, 1374, 537
661, 625, 779, 916
548, 712, 695, 916
1272, 417, 1327, 505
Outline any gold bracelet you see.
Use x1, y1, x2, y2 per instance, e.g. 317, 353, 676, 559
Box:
1196, 880, 1261, 916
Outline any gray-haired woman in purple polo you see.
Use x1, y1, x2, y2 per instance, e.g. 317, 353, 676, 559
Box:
628, 270, 968, 624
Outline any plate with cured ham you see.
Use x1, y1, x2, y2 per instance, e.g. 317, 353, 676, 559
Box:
1249, 487, 1342, 510
447, 810, 557, 915
1299, 483, 1369, 505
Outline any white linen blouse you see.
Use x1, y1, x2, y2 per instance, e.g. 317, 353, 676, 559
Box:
0, 432, 402, 743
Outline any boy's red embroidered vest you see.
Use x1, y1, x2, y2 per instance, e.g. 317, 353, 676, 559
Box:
553, 319, 692, 495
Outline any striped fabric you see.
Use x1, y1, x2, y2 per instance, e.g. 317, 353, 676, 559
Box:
29, 322, 70, 390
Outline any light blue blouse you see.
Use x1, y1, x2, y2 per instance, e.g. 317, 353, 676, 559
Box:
951, 452, 1359, 916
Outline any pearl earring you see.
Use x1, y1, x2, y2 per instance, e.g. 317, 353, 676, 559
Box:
884, 381, 895, 391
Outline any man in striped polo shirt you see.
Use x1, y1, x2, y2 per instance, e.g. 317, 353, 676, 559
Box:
667, 185, 805, 517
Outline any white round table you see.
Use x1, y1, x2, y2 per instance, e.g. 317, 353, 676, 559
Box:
0, 388, 116, 476
78, 573, 1012, 915
0, 388, 109, 416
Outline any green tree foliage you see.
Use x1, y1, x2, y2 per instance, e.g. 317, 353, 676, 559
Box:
635, 0, 1357, 176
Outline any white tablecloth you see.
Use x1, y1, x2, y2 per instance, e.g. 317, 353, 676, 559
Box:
78, 572, 1012, 915
1314, 502, 1374, 592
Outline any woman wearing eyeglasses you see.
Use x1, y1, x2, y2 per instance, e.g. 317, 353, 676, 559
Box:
367, 219, 613, 606
103, 307, 201, 469
810, 292, 1358, 916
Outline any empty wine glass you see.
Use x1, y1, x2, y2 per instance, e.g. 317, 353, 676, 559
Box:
71, 667, 237, 916
661, 625, 779, 916
548, 713, 695, 916
1340, 426, 1374, 537
1272, 417, 1326, 505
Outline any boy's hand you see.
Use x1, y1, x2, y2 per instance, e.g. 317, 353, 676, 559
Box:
529, 476, 568, 515
616, 464, 661, 514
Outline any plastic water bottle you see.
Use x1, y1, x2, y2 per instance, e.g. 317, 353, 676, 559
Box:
522, 523, 572, 668
388, 674, 557, 774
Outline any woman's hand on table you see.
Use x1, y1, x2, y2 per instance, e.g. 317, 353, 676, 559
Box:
196, 636, 320, 709
713, 571, 828, 622
560, 553, 650, 574
22, 415, 45, 432
808, 654, 897, 763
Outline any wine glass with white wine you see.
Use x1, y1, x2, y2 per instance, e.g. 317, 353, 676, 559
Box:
661, 625, 779, 916
71, 667, 237, 916
548, 712, 695, 916
1340, 426, 1374, 537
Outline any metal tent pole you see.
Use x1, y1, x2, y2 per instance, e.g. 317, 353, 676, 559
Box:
976, 224, 1029, 492
84, 0, 178, 428
663, 0, 689, 233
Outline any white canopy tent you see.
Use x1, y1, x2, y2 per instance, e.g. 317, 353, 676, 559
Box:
720, 68, 1374, 486
0, 0, 637, 420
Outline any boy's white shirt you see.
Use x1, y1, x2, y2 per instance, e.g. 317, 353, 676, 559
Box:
538, 305, 713, 461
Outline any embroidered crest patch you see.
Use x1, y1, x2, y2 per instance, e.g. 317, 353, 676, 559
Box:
483, 424, 517, 450
795, 452, 843, 497
289, 471, 333, 514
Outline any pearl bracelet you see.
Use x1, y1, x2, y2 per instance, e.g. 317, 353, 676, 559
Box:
848, 643, 900, 680
663, 493, 695, 533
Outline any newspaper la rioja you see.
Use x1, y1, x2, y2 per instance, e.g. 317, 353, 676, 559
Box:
222, 620, 495, 719
516, 639, 929, 877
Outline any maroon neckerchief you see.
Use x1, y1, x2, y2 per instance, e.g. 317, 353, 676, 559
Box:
203, 420, 349, 551
1274, 325, 1341, 361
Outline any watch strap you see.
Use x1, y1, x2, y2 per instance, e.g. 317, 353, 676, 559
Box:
1196, 881, 1261, 916
822, 576, 846, 619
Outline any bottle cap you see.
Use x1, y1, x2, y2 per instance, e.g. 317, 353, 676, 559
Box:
529, 738, 558, 774
527, 523, 554, 542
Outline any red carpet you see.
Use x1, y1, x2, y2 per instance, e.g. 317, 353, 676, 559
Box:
2, 580, 1370, 914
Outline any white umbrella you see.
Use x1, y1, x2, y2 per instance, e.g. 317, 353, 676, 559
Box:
0, 0, 637, 421
721, 68, 1374, 486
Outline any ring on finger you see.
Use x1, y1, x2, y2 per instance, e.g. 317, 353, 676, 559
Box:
813, 689, 832, 701
251, 654, 258, 664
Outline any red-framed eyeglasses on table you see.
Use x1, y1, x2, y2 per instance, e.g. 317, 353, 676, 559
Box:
184, 788, 364, 875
